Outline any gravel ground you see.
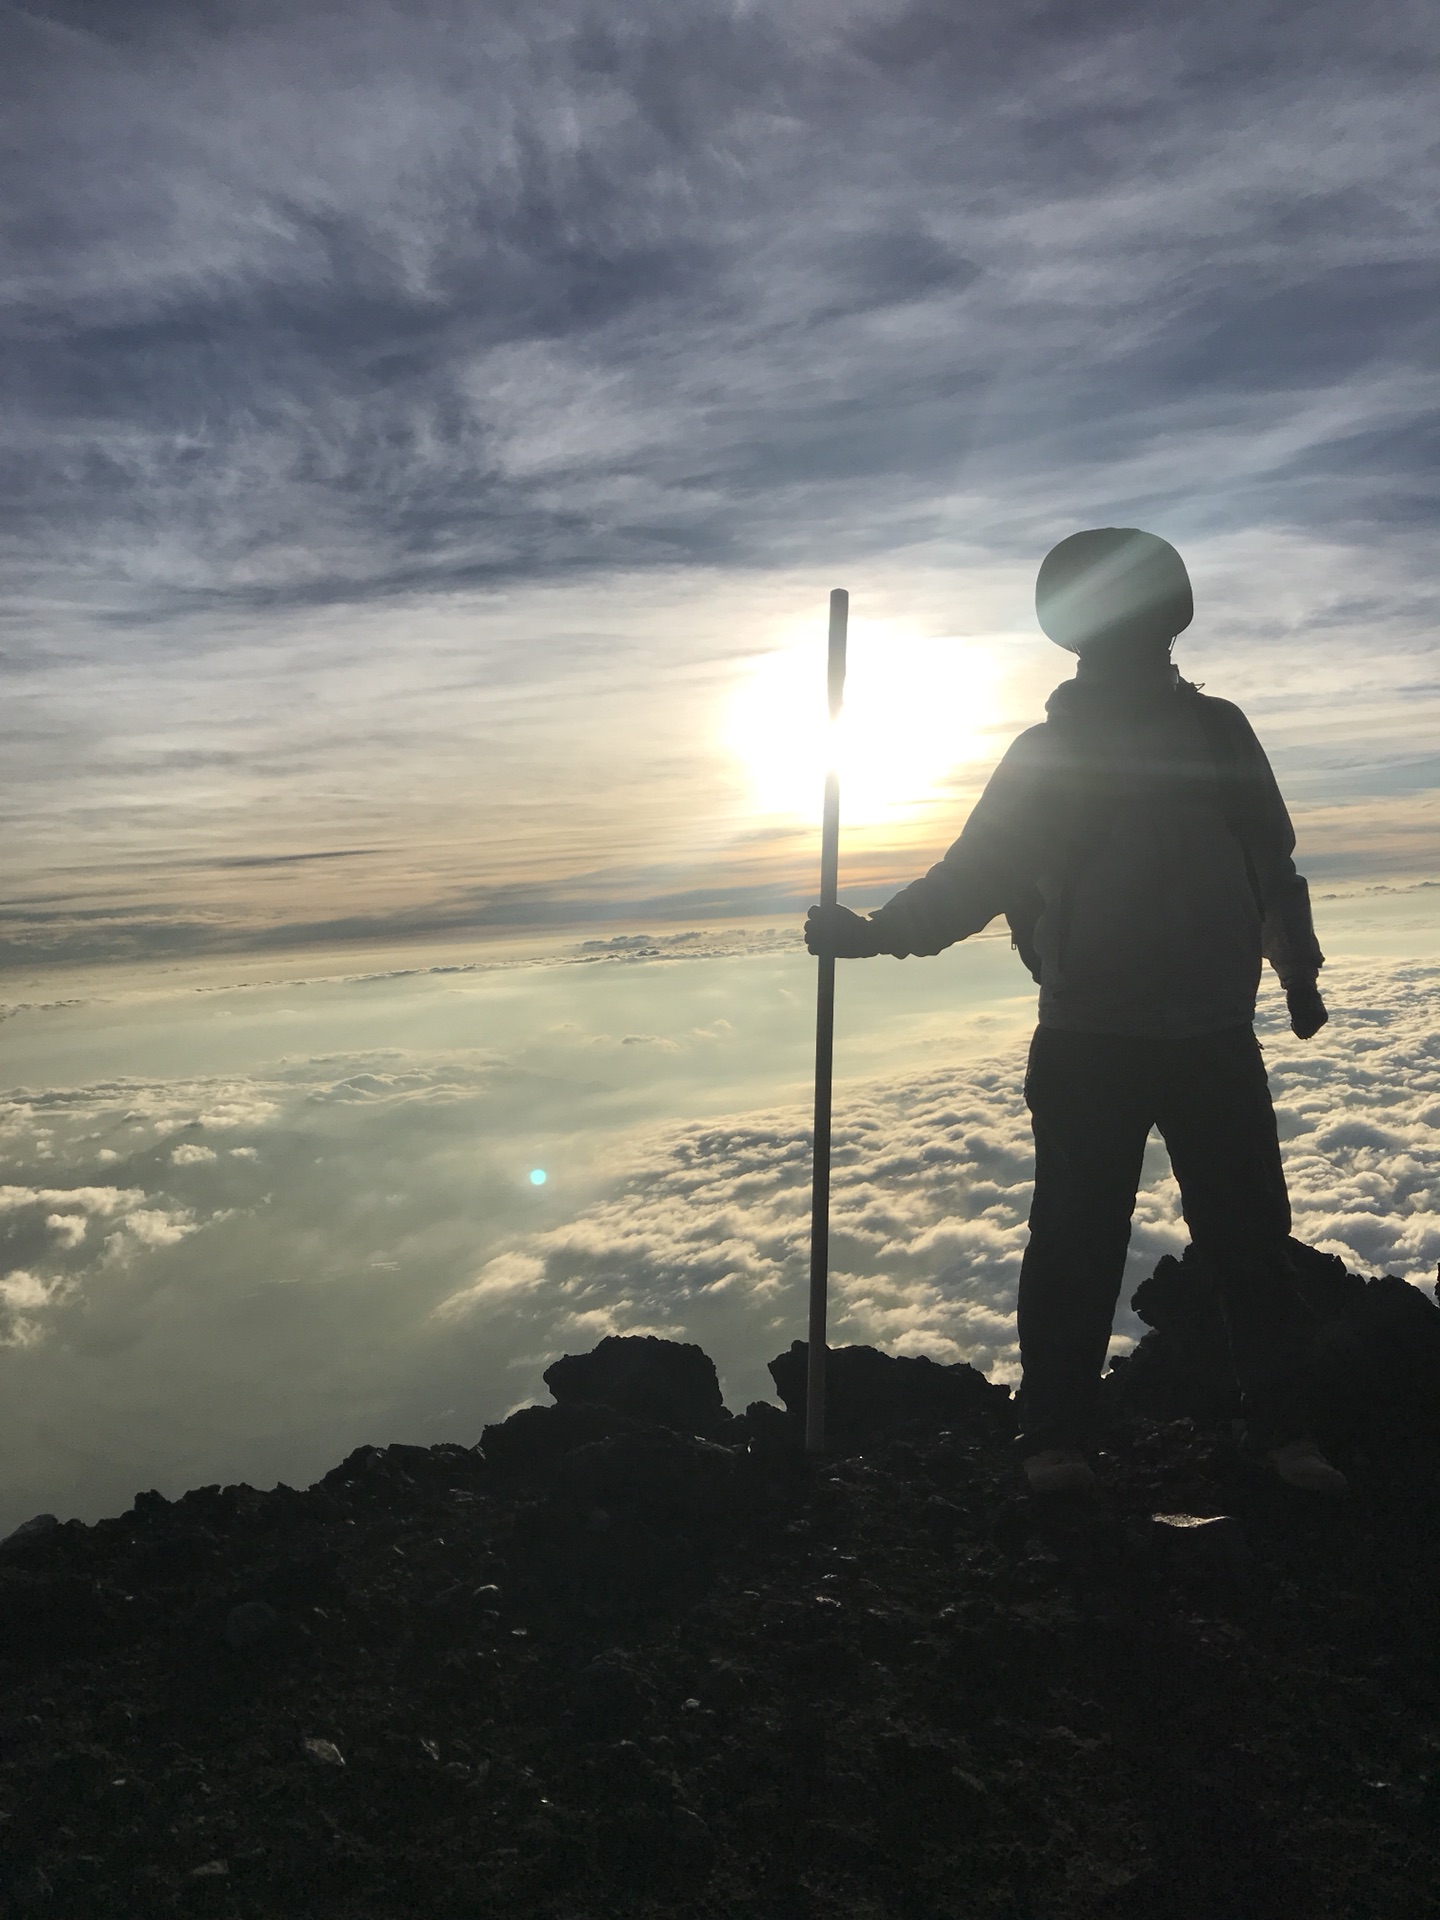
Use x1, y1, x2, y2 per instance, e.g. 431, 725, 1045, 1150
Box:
3, 1250, 1438, 1920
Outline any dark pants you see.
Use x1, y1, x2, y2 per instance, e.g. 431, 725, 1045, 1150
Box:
1016, 1023, 1311, 1450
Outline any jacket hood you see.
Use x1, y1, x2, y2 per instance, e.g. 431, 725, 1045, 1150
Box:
1045, 659, 1184, 726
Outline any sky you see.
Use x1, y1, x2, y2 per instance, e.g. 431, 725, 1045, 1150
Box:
2, 1, 1439, 1526
3, 0, 1439, 960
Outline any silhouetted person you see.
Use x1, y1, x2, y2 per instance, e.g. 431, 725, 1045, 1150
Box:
807, 528, 1345, 1495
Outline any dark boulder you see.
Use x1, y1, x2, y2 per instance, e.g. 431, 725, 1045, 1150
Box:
736, 1398, 804, 1462
766, 1340, 1012, 1443
542, 1334, 729, 1435
319, 1442, 475, 1492
1, 1514, 60, 1552
1286, 1239, 1372, 1317
480, 1398, 642, 1471
1108, 1249, 1244, 1424
1328, 1266, 1440, 1444
1108, 1239, 1440, 1442
1127, 1248, 1238, 1402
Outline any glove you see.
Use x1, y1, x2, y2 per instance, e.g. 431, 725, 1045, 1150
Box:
804, 903, 883, 958
1286, 977, 1328, 1040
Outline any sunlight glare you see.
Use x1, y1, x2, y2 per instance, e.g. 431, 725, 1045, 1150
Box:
723, 622, 998, 827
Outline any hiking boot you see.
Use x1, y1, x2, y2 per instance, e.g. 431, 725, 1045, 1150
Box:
1023, 1447, 1095, 1495
1265, 1439, 1348, 1495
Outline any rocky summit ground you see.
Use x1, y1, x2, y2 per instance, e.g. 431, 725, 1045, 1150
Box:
3, 1240, 1440, 1920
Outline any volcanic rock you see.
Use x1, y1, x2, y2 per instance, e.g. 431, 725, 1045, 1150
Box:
1123, 1248, 1242, 1417
0, 1513, 60, 1551
2, 1247, 1439, 1919
480, 1397, 641, 1469
767, 1339, 1013, 1442
1108, 1237, 1440, 1447
543, 1333, 730, 1435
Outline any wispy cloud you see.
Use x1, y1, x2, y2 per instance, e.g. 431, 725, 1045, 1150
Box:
2, 1, 1437, 959
7, 1, 1435, 613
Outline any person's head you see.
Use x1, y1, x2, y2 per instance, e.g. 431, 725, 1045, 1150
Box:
1035, 528, 1192, 671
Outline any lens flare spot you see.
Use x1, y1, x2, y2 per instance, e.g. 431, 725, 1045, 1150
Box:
529, 1168, 547, 1186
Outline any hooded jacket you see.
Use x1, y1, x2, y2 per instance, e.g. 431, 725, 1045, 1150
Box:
867, 660, 1323, 1038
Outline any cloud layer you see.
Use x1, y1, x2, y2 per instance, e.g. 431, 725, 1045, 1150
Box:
435, 956, 1440, 1380
1, 946, 1433, 1532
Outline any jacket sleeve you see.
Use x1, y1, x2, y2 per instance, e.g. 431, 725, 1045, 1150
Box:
868, 727, 1053, 957
1212, 700, 1325, 985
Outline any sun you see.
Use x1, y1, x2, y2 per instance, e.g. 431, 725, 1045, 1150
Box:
722, 619, 998, 829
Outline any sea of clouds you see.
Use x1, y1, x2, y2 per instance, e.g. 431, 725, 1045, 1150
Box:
1, 944, 1436, 1533
435, 955, 1440, 1369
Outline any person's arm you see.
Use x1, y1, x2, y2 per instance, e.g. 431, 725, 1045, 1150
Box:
806, 726, 1052, 959
1214, 699, 1328, 1037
